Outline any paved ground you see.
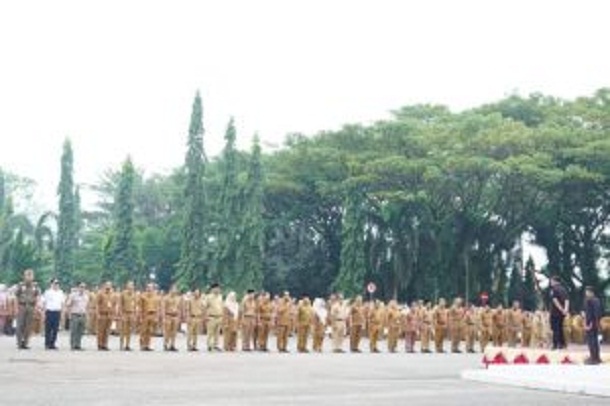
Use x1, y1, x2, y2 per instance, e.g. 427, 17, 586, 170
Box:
463, 365, 610, 397
0, 333, 608, 406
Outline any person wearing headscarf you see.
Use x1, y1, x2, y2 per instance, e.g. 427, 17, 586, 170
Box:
223, 291, 239, 352
296, 295, 313, 353
330, 294, 349, 353
0, 284, 9, 335
312, 297, 328, 352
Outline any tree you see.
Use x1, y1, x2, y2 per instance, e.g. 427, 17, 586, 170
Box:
107, 157, 139, 284
213, 117, 241, 286
507, 264, 524, 306
177, 91, 207, 288
55, 139, 77, 285
237, 135, 265, 291
334, 189, 366, 297
523, 256, 539, 311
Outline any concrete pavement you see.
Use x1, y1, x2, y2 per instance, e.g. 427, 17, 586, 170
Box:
1, 333, 608, 405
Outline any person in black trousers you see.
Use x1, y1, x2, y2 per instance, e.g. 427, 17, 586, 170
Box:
549, 276, 569, 350
583, 286, 603, 365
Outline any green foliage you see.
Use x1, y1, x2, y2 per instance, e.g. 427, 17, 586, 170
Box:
334, 190, 366, 297
523, 256, 539, 311
238, 135, 265, 291
106, 157, 139, 284
3, 89, 610, 307
55, 139, 77, 285
177, 92, 207, 289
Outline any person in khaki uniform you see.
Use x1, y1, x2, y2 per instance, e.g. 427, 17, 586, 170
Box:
185, 289, 204, 351
296, 296, 313, 353
204, 283, 224, 352
96, 282, 114, 351
118, 281, 137, 351
419, 303, 433, 353
571, 313, 585, 344
162, 285, 182, 351
349, 296, 365, 353
562, 314, 572, 347
386, 300, 401, 353
448, 297, 464, 353
521, 310, 533, 348
462, 303, 477, 353
432, 298, 448, 353
275, 293, 292, 353
87, 288, 97, 335
479, 304, 493, 352
403, 302, 419, 353
139, 283, 159, 351
506, 300, 523, 348
240, 290, 257, 351
257, 292, 273, 352
223, 291, 239, 352
330, 295, 348, 353
312, 298, 327, 353
491, 304, 506, 347
368, 300, 385, 353
15, 269, 40, 349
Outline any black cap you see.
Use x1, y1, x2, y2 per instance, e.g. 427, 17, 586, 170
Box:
210, 282, 220, 289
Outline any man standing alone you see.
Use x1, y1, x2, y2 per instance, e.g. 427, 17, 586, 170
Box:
43, 278, 65, 350
583, 286, 603, 365
549, 276, 569, 350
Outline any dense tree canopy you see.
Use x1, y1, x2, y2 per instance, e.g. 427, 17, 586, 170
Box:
2, 89, 610, 309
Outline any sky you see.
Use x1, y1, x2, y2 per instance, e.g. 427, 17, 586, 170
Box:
1, 0, 609, 221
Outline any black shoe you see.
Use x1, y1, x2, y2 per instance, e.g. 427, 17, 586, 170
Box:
188, 347, 198, 352
170, 347, 178, 352
584, 358, 601, 365
142, 347, 153, 352
452, 350, 462, 354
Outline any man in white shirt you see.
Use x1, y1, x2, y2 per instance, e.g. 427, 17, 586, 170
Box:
43, 279, 65, 350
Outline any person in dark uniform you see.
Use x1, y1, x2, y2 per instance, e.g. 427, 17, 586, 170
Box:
583, 286, 603, 365
549, 276, 569, 349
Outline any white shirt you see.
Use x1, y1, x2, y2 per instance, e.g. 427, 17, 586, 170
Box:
43, 288, 65, 311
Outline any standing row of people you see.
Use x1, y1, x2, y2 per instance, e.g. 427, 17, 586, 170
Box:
1, 270, 606, 360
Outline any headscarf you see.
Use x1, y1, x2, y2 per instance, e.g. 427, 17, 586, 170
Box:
312, 298, 327, 323
224, 291, 239, 320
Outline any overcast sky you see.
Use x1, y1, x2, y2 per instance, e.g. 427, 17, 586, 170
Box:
1, 0, 609, 216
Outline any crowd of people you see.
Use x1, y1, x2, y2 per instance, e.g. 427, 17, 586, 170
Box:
0, 270, 606, 363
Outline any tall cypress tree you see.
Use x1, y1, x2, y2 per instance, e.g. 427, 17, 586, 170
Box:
507, 263, 524, 305
0, 168, 5, 213
214, 117, 241, 286
109, 157, 138, 284
238, 135, 264, 291
178, 92, 207, 288
55, 139, 77, 285
334, 190, 366, 297
523, 256, 538, 311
